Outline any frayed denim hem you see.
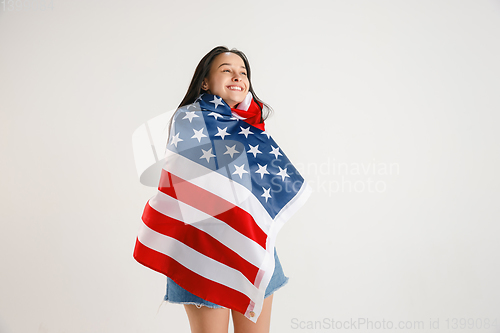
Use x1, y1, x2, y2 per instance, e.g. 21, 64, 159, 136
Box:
164, 300, 226, 309
265, 276, 289, 298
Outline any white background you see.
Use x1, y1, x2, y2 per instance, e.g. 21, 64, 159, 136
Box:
1, 0, 499, 332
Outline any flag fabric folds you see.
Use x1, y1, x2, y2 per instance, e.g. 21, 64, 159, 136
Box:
133, 93, 311, 322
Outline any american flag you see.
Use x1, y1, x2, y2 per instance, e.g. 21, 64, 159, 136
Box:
133, 93, 311, 322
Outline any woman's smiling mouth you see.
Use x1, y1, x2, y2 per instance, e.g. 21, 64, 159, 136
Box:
227, 85, 243, 91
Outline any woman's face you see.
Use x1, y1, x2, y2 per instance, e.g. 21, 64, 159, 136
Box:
202, 52, 250, 108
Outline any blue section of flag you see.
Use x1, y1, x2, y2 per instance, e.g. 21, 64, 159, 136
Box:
167, 94, 304, 219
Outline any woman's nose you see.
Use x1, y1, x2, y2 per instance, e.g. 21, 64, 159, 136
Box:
232, 76, 240, 82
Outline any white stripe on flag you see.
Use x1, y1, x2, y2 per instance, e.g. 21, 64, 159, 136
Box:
266, 181, 313, 244
148, 191, 267, 268
137, 223, 265, 301
163, 149, 273, 232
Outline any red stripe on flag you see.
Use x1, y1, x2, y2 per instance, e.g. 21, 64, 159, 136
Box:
142, 202, 259, 283
158, 170, 267, 248
133, 238, 250, 314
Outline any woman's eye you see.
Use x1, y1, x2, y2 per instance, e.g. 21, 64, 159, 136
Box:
241, 72, 247, 76
223, 69, 230, 73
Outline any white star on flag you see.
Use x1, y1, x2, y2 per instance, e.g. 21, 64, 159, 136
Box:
276, 166, 290, 181
183, 111, 199, 123
269, 146, 283, 159
215, 127, 230, 140
255, 164, 270, 179
261, 130, 271, 139
232, 164, 249, 179
247, 144, 262, 158
208, 112, 223, 120
224, 145, 239, 158
209, 96, 224, 109
239, 126, 253, 138
261, 187, 271, 202
199, 148, 215, 163
170, 133, 183, 147
191, 128, 207, 142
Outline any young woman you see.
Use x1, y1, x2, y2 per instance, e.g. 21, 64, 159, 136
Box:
134, 46, 310, 333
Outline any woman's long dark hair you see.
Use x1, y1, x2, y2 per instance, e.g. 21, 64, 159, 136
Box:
176, 46, 272, 120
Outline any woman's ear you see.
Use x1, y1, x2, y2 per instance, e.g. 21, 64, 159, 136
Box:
201, 78, 209, 91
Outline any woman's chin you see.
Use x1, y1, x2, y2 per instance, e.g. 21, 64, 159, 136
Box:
225, 93, 247, 106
